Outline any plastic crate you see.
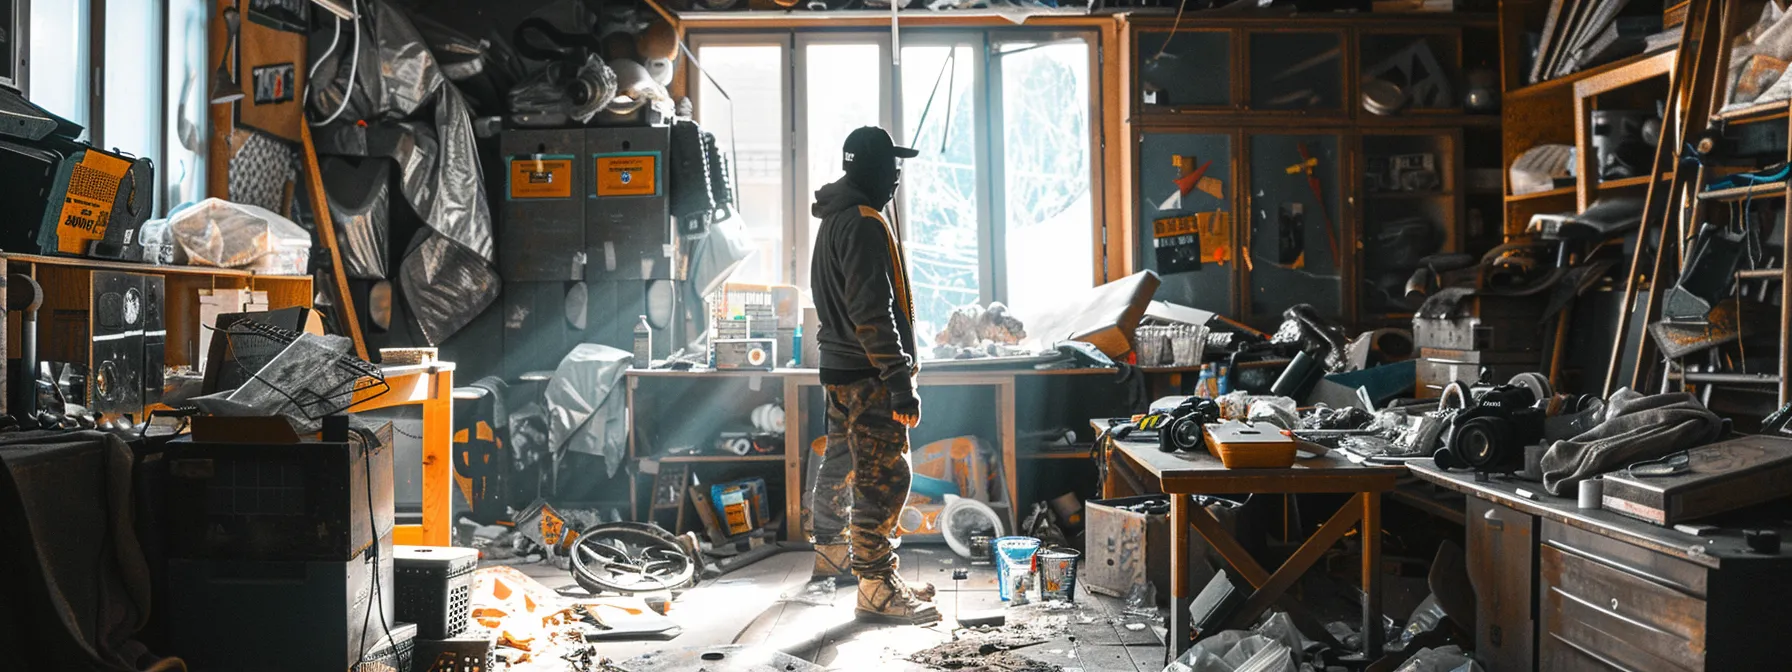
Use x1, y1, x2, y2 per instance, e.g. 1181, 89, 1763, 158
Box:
414, 637, 494, 672
393, 545, 479, 639
359, 622, 416, 672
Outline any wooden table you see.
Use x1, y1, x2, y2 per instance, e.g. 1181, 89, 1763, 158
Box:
350, 363, 456, 547
1093, 419, 1403, 659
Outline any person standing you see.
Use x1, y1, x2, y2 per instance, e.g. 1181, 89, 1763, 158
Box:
805, 126, 937, 624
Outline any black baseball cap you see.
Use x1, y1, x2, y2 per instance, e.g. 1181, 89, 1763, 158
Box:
842, 126, 918, 174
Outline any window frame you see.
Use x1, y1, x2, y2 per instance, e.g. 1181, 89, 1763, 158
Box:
791, 30, 893, 290
688, 32, 798, 286
25, 0, 180, 215
689, 26, 1104, 316
894, 31, 994, 313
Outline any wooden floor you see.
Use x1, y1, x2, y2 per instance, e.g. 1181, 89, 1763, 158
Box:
513, 546, 1168, 671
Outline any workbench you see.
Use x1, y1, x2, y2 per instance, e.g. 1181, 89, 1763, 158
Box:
1409, 459, 1792, 671
351, 362, 456, 547
1094, 419, 1402, 659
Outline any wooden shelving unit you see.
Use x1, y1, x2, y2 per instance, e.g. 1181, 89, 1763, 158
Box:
3, 253, 314, 372
624, 367, 1138, 541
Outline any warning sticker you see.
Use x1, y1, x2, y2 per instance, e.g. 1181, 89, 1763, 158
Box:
55, 150, 132, 254
593, 153, 659, 197
509, 156, 574, 199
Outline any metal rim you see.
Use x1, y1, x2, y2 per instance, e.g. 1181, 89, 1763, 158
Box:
570, 526, 697, 595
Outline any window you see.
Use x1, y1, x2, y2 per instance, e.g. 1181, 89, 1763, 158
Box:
690, 30, 1099, 354
105, 0, 165, 198
696, 42, 789, 285
28, 0, 92, 136
994, 39, 1094, 325
26, 0, 201, 216
900, 42, 981, 340
165, 0, 209, 212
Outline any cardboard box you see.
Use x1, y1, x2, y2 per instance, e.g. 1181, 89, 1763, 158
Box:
1084, 495, 1240, 602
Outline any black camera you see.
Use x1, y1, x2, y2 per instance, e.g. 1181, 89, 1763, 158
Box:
1435, 383, 1546, 474
1140, 397, 1222, 453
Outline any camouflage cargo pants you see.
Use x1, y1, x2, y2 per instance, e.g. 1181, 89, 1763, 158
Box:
805, 376, 912, 577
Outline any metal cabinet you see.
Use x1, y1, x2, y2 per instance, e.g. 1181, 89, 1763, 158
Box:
1467, 498, 1537, 672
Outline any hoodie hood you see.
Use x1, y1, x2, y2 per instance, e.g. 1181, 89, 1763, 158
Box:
813, 176, 889, 219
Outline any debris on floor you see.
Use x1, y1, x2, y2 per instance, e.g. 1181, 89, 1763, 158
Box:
910, 602, 1073, 672
466, 566, 685, 670
605, 644, 827, 671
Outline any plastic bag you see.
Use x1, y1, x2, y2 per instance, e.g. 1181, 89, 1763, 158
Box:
1255, 611, 1311, 659
1394, 645, 1480, 672
136, 218, 174, 265
1399, 595, 1448, 648
1165, 632, 1296, 672
169, 198, 312, 274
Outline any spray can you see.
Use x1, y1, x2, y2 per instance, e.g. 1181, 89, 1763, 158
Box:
633, 315, 652, 368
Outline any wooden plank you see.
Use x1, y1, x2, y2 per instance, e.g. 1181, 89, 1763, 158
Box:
1361, 492, 1384, 660
297, 121, 368, 361
1222, 494, 1365, 630
420, 366, 454, 546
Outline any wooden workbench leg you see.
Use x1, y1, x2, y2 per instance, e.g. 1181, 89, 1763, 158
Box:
1170, 493, 1192, 656
785, 377, 803, 542
421, 369, 455, 546
1362, 491, 1384, 660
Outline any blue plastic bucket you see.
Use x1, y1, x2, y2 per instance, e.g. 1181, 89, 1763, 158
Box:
993, 536, 1042, 601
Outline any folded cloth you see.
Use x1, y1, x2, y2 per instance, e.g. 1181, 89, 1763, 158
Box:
1541, 389, 1724, 495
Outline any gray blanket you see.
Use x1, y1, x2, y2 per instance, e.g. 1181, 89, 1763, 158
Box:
1541, 389, 1724, 495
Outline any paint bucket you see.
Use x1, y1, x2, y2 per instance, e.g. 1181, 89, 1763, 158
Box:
1037, 547, 1081, 602
993, 536, 1042, 602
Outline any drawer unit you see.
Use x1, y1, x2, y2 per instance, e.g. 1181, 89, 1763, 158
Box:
1467, 499, 1536, 672
1540, 520, 1707, 672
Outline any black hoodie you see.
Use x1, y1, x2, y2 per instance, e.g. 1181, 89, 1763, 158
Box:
809, 178, 919, 410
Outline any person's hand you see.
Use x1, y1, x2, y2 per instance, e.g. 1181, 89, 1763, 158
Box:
893, 390, 922, 428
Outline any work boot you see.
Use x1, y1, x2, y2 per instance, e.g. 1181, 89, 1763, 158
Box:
854, 571, 941, 625
812, 543, 856, 582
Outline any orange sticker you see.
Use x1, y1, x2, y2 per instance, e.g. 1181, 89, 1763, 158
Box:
594, 153, 659, 197
54, 150, 132, 254
509, 157, 574, 199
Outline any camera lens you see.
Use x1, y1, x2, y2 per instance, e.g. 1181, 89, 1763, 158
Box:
1170, 415, 1204, 452
1456, 417, 1512, 468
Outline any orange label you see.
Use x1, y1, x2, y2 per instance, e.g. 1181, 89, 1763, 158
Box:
55, 150, 132, 254
509, 157, 573, 199
594, 153, 659, 197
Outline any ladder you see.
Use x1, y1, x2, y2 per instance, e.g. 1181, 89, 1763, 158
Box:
1605, 0, 1792, 413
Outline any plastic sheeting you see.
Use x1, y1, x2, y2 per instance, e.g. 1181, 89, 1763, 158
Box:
375, 1, 445, 119
321, 157, 392, 279
399, 231, 500, 346
169, 198, 312, 274
543, 344, 632, 479
394, 84, 493, 261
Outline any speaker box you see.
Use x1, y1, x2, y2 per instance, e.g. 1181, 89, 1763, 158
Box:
88, 271, 150, 418
585, 126, 679, 281
499, 129, 587, 281
142, 275, 165, 407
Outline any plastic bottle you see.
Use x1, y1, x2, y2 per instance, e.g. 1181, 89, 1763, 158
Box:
791, 325, 803, 367
633, 315, 652, 369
